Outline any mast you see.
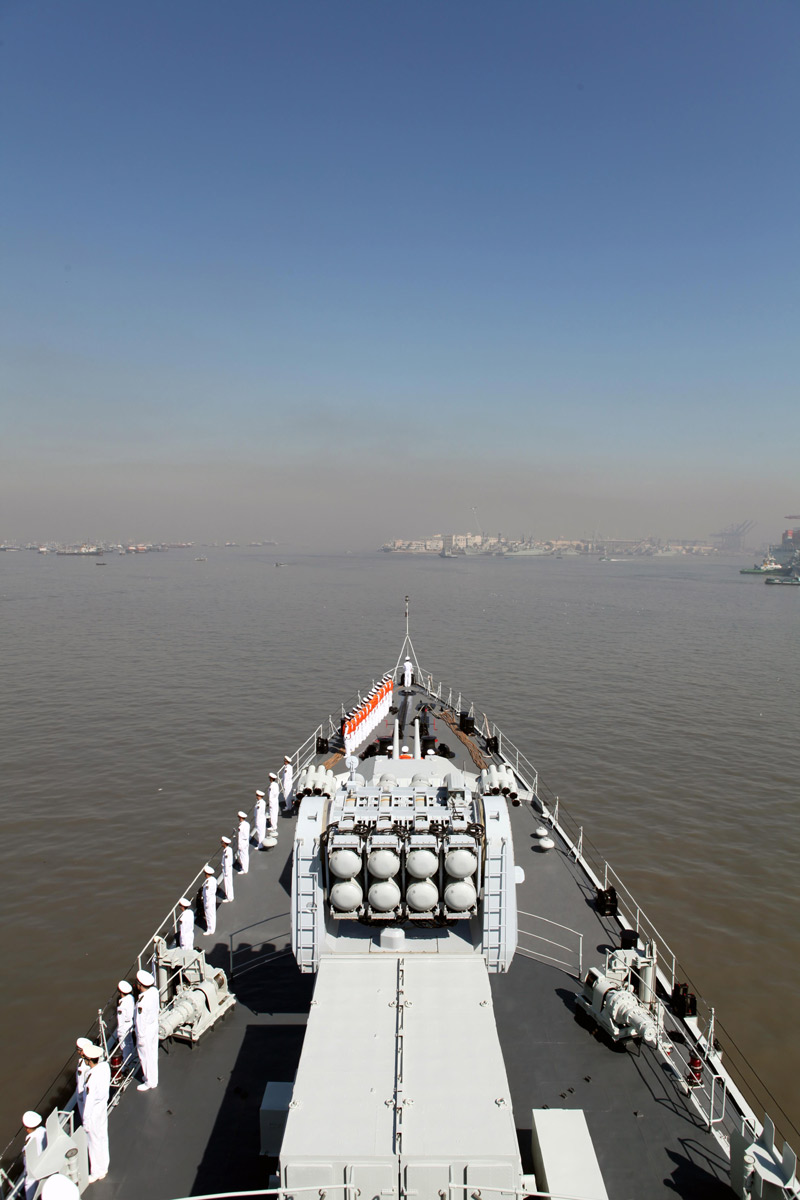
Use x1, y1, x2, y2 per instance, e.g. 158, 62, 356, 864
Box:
393, 594, 422, 680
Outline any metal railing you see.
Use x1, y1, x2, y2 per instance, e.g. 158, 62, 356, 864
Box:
227, 913, 291, 980
517, 911, 583, 979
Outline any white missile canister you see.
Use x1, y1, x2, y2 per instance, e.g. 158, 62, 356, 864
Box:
368, 879, 401, 912
328, 849, 362, 879
330, 879, 363, 911
405, 848, 439, 879
406, 879, 439, 912
444, 878, 477, 911
367, 849, 400, 879
444, 848, 478, 879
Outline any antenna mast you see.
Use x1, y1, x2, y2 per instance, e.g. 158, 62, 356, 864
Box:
394, 595, 422, 680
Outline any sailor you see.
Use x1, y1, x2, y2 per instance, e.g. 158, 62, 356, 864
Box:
267, 772, 280, 834
220, 836, 234, 901
134, 969, 159, 1091
178, 896, 195, 949
116, 980, 135, 1062
22, 1110, 46, 1200
202, 863, 217, 934
82, 1043, 111, 1182
236, 811, 250, 874
280, 756, 294, 813
253, 789, 267, 847
75, 1037, 92, 1119
41, 1177, 80, 1199
403, 657, 413, 687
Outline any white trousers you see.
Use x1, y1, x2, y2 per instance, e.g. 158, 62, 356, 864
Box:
84, 1114, 110, 1177
138, 1030, 158, 1088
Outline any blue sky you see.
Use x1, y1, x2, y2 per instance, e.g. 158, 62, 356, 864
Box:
2, 1, 798, 544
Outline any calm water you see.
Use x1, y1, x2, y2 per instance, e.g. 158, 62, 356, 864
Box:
1, 548, 798, 1143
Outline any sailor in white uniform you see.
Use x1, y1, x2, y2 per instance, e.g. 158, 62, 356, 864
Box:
82, 1043, 111, 1181
253, 789, 267, 847
281, 756, 294, 813
202, 863, 217, 934
178, 896, 195, 949
236, 811, 250, 873
134, 969, 159, 1091
220, 836, 234, 901
116, 980, 135, 1062
75, 1037, 92, 1119
403, 657, 413, 687
267, 772, 280, 834
22, 1110, 46, 1200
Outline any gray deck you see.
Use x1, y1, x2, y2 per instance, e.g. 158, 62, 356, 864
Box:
87, 684, 735, 1200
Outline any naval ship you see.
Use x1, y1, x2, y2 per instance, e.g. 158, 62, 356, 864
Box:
4, 607, 799, 1200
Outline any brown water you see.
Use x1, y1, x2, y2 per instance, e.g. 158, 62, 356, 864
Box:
1, 548, 798, 1146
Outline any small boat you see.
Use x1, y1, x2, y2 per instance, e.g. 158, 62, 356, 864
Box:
765, 575, 799, 585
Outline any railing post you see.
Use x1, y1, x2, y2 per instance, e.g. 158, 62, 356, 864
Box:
578, 933, 583, 979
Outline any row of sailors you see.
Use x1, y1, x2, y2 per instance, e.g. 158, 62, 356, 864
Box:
20, 761, 299, 1197
342, 674, 395, 753
200, 762, 293, 935
21, 968, 161, 1196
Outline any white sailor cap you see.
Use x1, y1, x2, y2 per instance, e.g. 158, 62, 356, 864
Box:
221, 835, 232, 845
22, 1110, 42, 1129
118, 979, 133, 994
76, 1037, 93, 1053
401, 746, 410, 753
136, 969, 155, 987
178, 896, 191, 907
255, 789, 265, 797
42, 1176, 81, 1199
426, 749, 435, 756
283, 755, 291, 762
237, 810, 247, 819
84, 1043, 103, 1060
203, 864, 215, 875
269, 772, 277, 779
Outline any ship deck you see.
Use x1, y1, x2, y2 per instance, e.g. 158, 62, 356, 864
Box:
86, 682, 735, 1200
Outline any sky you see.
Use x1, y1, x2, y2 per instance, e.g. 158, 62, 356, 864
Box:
1, 0, 798, 548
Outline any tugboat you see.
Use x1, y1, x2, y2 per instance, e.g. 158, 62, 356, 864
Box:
5, 603, 799, 1200
740, 552, 785, 575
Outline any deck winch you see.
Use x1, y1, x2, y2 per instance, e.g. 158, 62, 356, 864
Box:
577, 946, 660, 1047
153, 943, 236, 1043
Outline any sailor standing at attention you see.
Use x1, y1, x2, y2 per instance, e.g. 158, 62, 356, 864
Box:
82, 1043, 111, 1182
75, 1037, 93, 1119
236, 811, 250, 874
134, 969, 159, 1091
267, 772, 280, 834
202, 863, 217, 934
220, 836, 234, 901
253, 789, 267, 848
403, 657, 413, 688
116, 980, 135, 1062
178, 896, 195, 949
22, 1110, 45, 1200
280, 756, 294, 813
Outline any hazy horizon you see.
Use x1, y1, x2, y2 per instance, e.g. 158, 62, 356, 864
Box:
3, 1, 798, 548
